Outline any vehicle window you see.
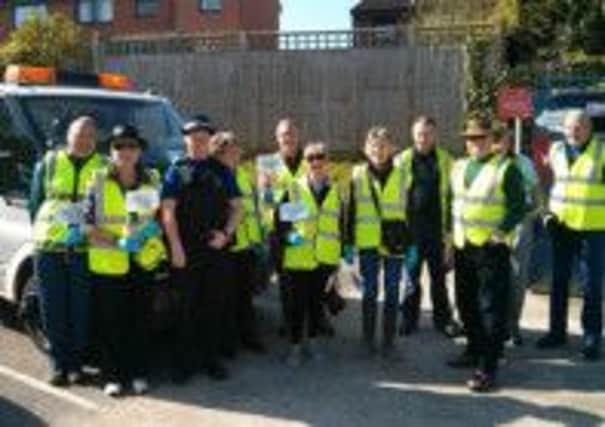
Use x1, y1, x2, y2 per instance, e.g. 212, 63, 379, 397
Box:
16, 95, 183, 170
0, 98, 34, 196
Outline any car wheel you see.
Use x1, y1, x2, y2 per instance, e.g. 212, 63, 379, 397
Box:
18, 277, 50, 353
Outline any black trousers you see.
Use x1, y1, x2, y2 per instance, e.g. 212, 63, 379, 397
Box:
231, 249, 260, 344
172, 249, 228, 372
93, 269, 151, 383
403, 233, 453, 327
284, 268, 328, 345
454, 243, 510, 376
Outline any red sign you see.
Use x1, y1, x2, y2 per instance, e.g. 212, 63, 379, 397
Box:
497, 87, 533, 121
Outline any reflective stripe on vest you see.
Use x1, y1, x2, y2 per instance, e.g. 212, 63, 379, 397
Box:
33, 150, 106, 248
231, 168, 263, 252
88, 169, 166, 275
283, 178, 341, 271
352, 163, 406, 249
451, 156, 510, 249
396, 146, 452, 231
549, 138, 605, 231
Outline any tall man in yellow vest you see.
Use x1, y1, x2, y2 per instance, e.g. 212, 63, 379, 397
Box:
30, 116, 106, 386
449, 117, 526, 392
398, 116, 462, 338
258, 119, 308, 335
537, 110, 605, 361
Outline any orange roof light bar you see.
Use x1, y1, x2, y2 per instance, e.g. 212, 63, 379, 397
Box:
4, 65, 56, 85
98, 73, 133, 90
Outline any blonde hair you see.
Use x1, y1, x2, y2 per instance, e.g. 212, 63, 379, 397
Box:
209, 131, 237, 157
303, 142, 328, 158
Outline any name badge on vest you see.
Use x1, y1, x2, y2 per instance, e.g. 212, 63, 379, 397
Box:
256, 154, 282, 174
54, 202, 85, 225
279, 201, 309, 222
126, 188, 160, 214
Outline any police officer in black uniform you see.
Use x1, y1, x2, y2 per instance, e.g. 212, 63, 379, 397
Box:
161, 117, 243, 382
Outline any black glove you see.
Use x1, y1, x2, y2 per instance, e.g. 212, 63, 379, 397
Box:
542, 212, 560, 235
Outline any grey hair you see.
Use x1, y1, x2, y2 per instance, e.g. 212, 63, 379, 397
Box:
304, 142, 327, 157
564, 109, 591, 127
66, 116, 96, 142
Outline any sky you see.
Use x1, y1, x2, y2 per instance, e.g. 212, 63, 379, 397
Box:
280, 0, 358, 31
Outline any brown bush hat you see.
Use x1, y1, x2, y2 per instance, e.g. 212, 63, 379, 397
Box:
461, 117, 492, 138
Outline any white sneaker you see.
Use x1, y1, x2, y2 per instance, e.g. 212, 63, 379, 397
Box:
103, 382, 123, 397
285, 344, 303, 368
132, 378, 150, 395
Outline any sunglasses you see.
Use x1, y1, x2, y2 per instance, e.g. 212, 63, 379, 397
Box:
306, 153, 326, 162
112, 141, 140, 151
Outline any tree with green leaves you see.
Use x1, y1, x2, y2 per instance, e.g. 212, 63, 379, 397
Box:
0, 13, 90, 69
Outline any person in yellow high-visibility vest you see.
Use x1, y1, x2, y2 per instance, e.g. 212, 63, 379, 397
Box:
275, 143, 344, 367
346, 127, 410, 359
536, 110, 605, 361
396, 115, 462, 338
210, 131, 266, 355
30, 116, 106, 387
448, 117, 526, 393
85, 125, 166, 397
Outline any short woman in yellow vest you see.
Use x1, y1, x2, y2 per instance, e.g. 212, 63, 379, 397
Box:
210, 132, 266, 354
276, 143, 344, 367
347, 127, 408, 359
85, 125, 166, 397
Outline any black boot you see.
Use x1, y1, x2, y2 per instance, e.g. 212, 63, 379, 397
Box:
362, 298, 377, 356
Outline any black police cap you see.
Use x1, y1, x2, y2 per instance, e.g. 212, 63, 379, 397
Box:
109, 124, 147, 149
182, 116, 216, 136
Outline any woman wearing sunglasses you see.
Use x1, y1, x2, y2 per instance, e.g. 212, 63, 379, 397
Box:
275, 143, 344, 367
85, 124, 167, 397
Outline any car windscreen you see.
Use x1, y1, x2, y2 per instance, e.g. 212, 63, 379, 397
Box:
16, 94, 183, 169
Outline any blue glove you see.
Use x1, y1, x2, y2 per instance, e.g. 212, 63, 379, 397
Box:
286, 231, 304, 246
138, 220, 162, 241
118, 237, 142, 253
404, 245, 419, 272
64, 224, 85, 246
342, 245, 355, 265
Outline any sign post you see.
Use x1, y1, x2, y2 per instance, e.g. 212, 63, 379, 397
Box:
497, 86, 533, 154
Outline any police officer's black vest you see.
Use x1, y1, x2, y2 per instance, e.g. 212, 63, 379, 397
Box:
173, 158, 230, 259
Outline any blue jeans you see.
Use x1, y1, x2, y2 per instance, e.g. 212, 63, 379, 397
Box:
35, 251, 90, 373
359, 250, 402, 345
550, 227, 604, 344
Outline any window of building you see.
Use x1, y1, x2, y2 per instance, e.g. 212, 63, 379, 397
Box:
77, 0, 114, 24
13, 2, 48, 28
136, 0, 160, 17
200, 0, 222, 13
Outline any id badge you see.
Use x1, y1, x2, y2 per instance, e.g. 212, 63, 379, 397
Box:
279, 201, 309, 222
54, 202, 85, 225
126, 188, 160, 213
256, 154, 282, 175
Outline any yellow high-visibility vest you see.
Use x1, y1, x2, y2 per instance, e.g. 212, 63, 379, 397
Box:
396, 146, 452, 231
33, 150, 106, 250
283, 177, 341, 270
451, 155, 511, 249
87, 168, 167, 275
352, 163, 406, 251
549, 137, 605, 231
231, 168, 263, 252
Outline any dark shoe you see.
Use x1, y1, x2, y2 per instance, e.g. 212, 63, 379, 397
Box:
67, 370, 85, 385
536, 333, 567, 349
242, 339, 266, 354
580, 337, 601, 361
511, 332, 524, 347
221, 347, 237, 360
447, 350, 477, 369
205, 362, 229, 381
48, 371, 68, 387
399, 319, 418, 336
467, 370, 496, 393
171, 368, 194, 385
436, 320, 464, 339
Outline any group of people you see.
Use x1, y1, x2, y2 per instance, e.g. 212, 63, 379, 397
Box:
31, 108, 604, 397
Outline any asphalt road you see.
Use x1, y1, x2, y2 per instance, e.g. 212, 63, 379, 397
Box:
1, 287, 604, 427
